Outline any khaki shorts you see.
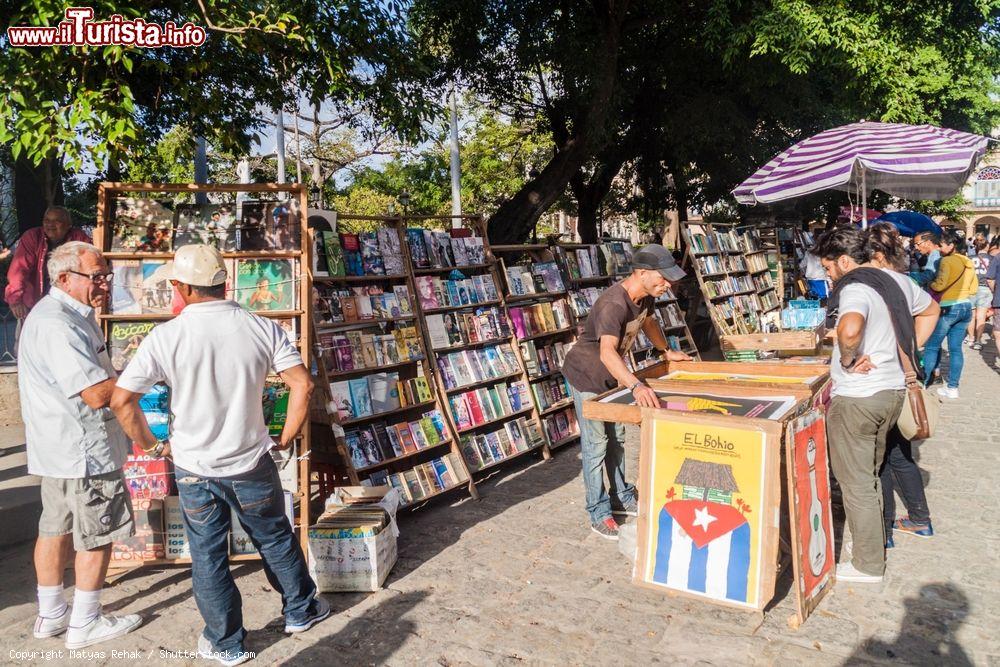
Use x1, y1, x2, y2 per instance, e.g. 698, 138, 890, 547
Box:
39, 469, 135, 551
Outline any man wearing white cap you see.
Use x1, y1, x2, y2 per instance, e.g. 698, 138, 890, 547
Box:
111, 245, 324, 665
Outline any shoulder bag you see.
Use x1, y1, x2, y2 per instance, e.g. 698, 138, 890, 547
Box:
894, 342, 940, 440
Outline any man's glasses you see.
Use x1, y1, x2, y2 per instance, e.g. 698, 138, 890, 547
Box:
67, 270, 114, 284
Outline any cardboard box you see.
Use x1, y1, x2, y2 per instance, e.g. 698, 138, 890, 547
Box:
111, 498, 165, 563
164, 496, 192, 560
123, 443, 175, 499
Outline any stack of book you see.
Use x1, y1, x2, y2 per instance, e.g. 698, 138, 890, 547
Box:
324, 229, 405, 277
695, 255, 726, 275
532, 375, 571, 412
371, 453, 470, 503
704, 275, 755, 298
320, 327, 424, 372
405, 228, 486, 269
715, 229, 741, 253
568, 288, 604, 318
329, 373, 434, 422
688, 228, 721, 254
739, 229, 764, 253
542, 407, 579, 445
343, 409, 449, 469
725, 255, 748, 272
505, 261, 566, 295
508, 300, 572, 338
555, 246, 602, 280
448, 380, 532, 431
414, 274, 499, 310
425, 306, 510, 350
752, 273, 774, 291
459, 416, 539, 471
519, 339, 568, 378
317, 285, 412, 323
746, 252, 770, 272
435, 343, 521, 391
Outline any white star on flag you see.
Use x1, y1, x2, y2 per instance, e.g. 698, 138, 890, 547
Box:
692, 505, 717, 532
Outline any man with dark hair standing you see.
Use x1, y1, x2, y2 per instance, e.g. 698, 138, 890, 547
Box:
111, 245, 325, 665
563, 245, 691, 540
812, 227, 939, 583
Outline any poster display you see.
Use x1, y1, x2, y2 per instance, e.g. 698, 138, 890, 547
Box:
635, 413, 781, 610
786, 410, 835, 625
599, 388, 796, 421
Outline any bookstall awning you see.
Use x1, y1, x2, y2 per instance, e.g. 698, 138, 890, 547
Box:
733, 122, 990, 226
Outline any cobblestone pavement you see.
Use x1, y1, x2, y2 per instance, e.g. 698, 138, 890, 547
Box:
2, 348, 999, 666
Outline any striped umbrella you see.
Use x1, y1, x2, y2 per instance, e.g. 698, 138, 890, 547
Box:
733, 121, 991, 225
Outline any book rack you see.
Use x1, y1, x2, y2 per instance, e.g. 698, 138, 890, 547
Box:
552, 240, 701, 369
681, 221, 780, 341
93, 181, 313, 567
492, 243, 581, 450
310, 214, 478, 509
408, 217, 553, 477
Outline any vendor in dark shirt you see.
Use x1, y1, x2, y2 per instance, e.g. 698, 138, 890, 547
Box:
563, 244, 691, 539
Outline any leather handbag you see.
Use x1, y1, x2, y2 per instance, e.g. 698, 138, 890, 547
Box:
895, 343, 940, 440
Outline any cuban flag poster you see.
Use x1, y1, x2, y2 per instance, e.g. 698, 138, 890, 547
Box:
635, 412, 782, 610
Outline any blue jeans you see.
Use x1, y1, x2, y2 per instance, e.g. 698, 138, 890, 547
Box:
880, 426, 931, 533
572, 388, 635, 523
922, 301, 972, 388
176, 453, 317, 653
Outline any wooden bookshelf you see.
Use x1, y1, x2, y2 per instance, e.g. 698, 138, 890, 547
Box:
412, 219, 553, 474
94, 181, 313, 564
309, 214, 478, 505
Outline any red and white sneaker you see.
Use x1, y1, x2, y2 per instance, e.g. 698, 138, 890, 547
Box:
591, 517, 620, 540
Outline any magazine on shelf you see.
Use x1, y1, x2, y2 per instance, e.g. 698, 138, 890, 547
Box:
239, 200, 300, 251
174, 203, 237, 251
234, 259, 297, 312
109, 320, 158, 371
111, 198, 175, 251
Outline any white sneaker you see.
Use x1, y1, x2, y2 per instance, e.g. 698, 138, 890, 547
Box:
936, 386, 959, 399
836, 561, 883, 583
33, 606, 71, 638
197, 634, 253, 666
65, 613, 142, 649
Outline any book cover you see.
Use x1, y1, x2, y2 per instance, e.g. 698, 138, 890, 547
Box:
111, 197, 175, 251
408, 420, 430, 450
426, 314, 450, 349
340, 295, 359, 322
377, 228, 404, 275
262, 376, 290, 437
340, 232, 363, 276
403, 469, 424, 499
355, 292, 375, 320
465, 392, 486, 425
385, 426, 404, 457
422, 230, 440, 267
436, 356, 458, 390
359, 231, 386, 276
323, 232, 345, 277
109, 260, 144, 314
418, 416, 439, 445
466, 237, 486, 264
399, 326, 423, 360
448, 453, 471, 483
450, 353, 474, 387
136, 260, 175, 315
368, 373, 401, 414
235, 259, 296, 312
440, 453, 461, 483
345, 429, 368, 469
432, 232, 455, 267
348, 378, 373, 418
460, 437, 484, 471
358, 426, 382, 466
496, 428, 516, 457
451, 237, 470, 266
508, 308, 526, 338
450, 395, 473, 430
426, 410, 447, 441
109, 320, 157, 371
505, 419, 528, 451
415, 276, 440, 310
393, 285, 412, 314
485, 431, 504, 462
432, 458, 455, 489
372, 422, 396, 461
405, 228, 430, 268
412, 376, 432, 403
329, 381, 353, 420
395, 423, 418, 454
534, 261, 566, 292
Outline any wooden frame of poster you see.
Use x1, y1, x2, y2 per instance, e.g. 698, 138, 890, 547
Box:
582, 380, 814, 426
784, 408, 836, 628
634, 408, 784, 612
657, 360, 830, 394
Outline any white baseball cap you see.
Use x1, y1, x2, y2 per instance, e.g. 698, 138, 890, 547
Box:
168, 244, 227, 286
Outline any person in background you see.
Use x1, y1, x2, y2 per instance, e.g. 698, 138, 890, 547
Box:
5, 206, 91, 320
111, 245, 324, 665
985, 237, 1000, 369
800, 249, 830, 299
866, 223, 935, 545
923, 229, 977, 399
811, 226, 938, 583
18, 241, 141, 648
967, 237, 993, 350
909, 231, 942, 290
562, 245, 691, 540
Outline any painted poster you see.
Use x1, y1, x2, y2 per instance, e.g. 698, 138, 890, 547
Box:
636, 413, 780, 610
661, 371, 819, 385
786, 410, 835, 625
599, 388, 796, 421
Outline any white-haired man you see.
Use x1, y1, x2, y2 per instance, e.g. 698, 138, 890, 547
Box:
111, 245, 323, 665
18, 241, 142, 647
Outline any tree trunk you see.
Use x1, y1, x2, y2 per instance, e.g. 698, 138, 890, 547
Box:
14, 156, 62, 235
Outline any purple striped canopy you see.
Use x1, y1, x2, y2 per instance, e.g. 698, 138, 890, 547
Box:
733, 122, 990, 205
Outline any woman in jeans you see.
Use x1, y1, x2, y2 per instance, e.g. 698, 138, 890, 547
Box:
867, 223, 935, 545
923, 229, 977, 398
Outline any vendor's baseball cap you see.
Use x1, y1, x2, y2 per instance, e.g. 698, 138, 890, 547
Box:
632, 244, 686, 281
168, 244, 227, 286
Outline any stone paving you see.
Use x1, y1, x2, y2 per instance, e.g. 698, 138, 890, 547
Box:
1, 347, 999, 665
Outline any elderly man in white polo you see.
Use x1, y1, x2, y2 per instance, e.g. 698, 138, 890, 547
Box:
18, 241, 142, 648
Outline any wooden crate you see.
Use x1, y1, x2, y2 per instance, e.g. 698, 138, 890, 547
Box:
658, 360, 830, 394
720, 325, 825, 353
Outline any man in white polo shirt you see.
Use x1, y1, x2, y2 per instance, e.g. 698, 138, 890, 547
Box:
19, 241, 142, 648
111, 245, 324, 665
